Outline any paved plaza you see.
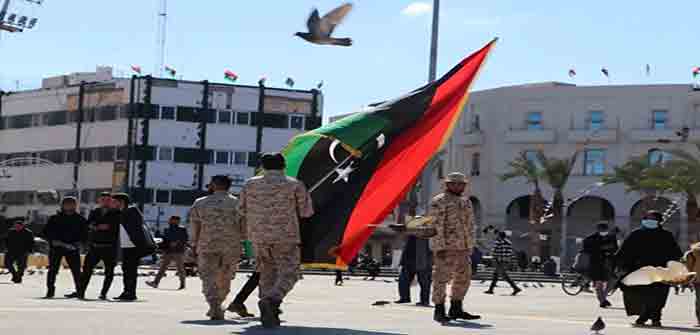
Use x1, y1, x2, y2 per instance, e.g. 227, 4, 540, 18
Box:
1, 271, 699, 335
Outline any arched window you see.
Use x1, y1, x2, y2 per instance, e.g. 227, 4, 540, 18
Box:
471, 152, 481, 176
648, 149, 672, 165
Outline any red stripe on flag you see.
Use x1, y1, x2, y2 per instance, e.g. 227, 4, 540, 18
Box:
335, 40, 497, 266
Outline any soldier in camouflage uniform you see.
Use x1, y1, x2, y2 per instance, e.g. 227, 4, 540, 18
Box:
239, 152, 314, 328
189, 175, 246, 320
428, 172, 481, 323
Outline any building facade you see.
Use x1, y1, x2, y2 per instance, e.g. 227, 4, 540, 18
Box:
0, 67, 323, 233
445, 82, 700, 263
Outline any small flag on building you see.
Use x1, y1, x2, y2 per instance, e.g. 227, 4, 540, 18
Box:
645, 64, 651, 76
693, 66, 700, 78
224, 70, 238, 83
165, 65, 177, 78
285, 77, 295, 88
258, 76, 267, 86
317, 81, 324, 90
601, 67, 609, 77
131, 65, 142, 74
568, 69, 576, 78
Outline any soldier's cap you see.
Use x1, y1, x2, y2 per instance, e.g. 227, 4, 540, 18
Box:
10, 217, 26, 225
61, 196, 78, 205
444, 172, 468, 184
98, 192, 112, 198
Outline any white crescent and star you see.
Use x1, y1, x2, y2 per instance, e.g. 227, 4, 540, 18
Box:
329, 139, 341, 163
327, 133, 386, 185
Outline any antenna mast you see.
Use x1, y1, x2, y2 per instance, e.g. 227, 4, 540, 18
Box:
156, 0, 167, 77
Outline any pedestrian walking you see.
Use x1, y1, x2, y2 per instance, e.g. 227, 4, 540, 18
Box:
617, 211, 682, 328
428, 172, 481, 323
240, 152, 314, 328
335, 270, 344, 286
77, 192, 120, 300
582, 222, 618, 308
112, 193, 156, 302
683, 241, 700, 327
484, 231, 521, 296
395, 235, 432, 306
43, 197, 88, 299
147, 216, 188, 290
190, 175, 245, 320
4, 217, 34, 283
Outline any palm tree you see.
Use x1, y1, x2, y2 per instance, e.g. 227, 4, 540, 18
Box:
536, 151, 578, 220
500, 151, 545, 258
601, 154, 666, 217
500, 151, 544, 224
649, 146, 700, 242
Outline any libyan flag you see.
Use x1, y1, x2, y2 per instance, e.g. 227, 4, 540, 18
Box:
282, 38, 497, 269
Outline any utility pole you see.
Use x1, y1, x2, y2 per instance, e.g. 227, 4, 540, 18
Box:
73, 82, 86, 204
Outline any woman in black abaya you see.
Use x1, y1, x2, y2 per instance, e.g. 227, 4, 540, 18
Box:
616, 211, 682, 327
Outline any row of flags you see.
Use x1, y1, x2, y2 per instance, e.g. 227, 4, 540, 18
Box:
130, 65, 323, 89
568, 65, 700, 78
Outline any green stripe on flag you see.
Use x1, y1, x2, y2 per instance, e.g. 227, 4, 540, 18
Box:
315, 113, 390, 150
283, 134, 322, 178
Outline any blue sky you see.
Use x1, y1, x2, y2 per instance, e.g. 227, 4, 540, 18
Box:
1, 0, 699, 118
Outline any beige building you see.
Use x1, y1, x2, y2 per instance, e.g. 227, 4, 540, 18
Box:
443, 82, 700, 263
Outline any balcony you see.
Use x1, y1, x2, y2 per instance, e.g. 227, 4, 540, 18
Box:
567, 128, 618, 144
504, 128, 556, 144
627, 127, 683, 143
457, 131, 484, 146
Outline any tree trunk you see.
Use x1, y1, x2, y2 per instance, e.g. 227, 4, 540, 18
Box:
687, 193, 699, 244
528, 188, 545, 260
551, 190, 565, 258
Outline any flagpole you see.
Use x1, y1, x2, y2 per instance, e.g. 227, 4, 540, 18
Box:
420, 0, 441, 213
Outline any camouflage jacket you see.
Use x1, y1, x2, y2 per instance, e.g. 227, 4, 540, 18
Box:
189, 191, 245, 254
427, 192, 475, 252
239, 170, 314, 245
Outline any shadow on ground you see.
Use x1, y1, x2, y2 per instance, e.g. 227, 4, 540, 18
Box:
441, 321, 494, 329
233, 326, 408, 335
181, 319, 251, 326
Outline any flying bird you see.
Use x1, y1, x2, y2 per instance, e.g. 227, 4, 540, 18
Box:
296, 3, 353, 46
590, 316, 605, 334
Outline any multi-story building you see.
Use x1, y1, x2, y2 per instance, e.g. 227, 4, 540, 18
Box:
446, 82, 700, 263
0, 67, 323, 232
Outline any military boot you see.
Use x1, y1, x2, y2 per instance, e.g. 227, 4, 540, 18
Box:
433, 304, 450, 323
448, 300, 481, 320
259, 299, 280, 328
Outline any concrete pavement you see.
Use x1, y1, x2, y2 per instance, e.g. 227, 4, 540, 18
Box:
1, 271, 698, 334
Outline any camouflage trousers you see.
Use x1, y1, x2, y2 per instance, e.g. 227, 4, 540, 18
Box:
432, 250, 472, 305
198, 251, 240, 308
256, 243, 300, 302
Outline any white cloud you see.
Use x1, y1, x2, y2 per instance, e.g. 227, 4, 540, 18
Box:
402, 2, 432, 17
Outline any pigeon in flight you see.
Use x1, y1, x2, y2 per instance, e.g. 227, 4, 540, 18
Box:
590, 316, 605, 334
295, 3, 353, 46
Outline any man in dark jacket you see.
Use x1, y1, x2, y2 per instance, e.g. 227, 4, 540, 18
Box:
112, 193, 155, 301
485, 231, 521, 295
147, 215, 188, 290
5, 217, 34, 283
395, 235, 432, 306
77, 192, 120, 300
582, 222, 618, 308
43, 197, 88, 298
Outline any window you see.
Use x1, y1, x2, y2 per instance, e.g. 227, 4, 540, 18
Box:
234, 152, 247, 165
584, 149, 606, 176
472, 114, 481, 131
649, 149, 672, 165
9, 114, 32, 129
82, 148, 96, 163
248, 152, 259, 167
225, 92, 233, 110
290, 115, 304, 130
116, 146, 128, 161
524, 150, 543, 170
652, 110, 668, 130
176, 106, 197, 122
588, 111, 604, 130
218, 111, 232, 124
526, 112, 543, 130
155, 190, 171, 204
263, 113, 289, 128
160, 106, 176, 120
471, 153, 481, 176
97, 147, 116, 162
47, 111, 68, 126
236, 112, 250, 125
97, 106, 118, 121
157, 147, 174, 161
215, 151, 231, 165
